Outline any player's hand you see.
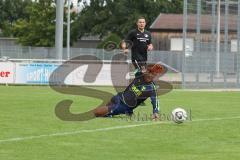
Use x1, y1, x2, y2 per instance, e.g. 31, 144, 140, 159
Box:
147, 44, 153, 51
152, 113, 159, 121
123, 49, 129, 54
141, 66, 147, 73
120, 41, 129, 54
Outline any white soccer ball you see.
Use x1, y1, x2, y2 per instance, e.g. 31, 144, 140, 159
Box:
171, 108, 187, 124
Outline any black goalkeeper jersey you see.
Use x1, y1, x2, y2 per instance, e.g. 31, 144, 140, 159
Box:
125, 29, 152, 62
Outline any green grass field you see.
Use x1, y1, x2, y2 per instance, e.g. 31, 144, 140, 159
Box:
0, 85, 240, 160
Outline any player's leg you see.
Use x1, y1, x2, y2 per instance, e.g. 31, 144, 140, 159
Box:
93, 95, 134, 117
106, 102, 133, 117
132, 60, 143, 77
132, 60, 148, 77
132, 60, 139, 70
93, 95, 121, 117
138, 61, 147, 72
138, 61, 147, 106
93, 103, 133, 117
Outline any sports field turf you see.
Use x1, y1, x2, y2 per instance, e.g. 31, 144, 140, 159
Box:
0, 85, 240, 160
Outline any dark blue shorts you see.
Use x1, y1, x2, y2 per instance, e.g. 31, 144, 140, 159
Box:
107, 95, 133, 116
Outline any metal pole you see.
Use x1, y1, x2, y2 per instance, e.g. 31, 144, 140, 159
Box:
196, 0, 201, 87
196, 0, 201, 53
182, 0, 188, 88
237, 0, 240, 87
211, 0, 216, 53
55, 0, 64, 60
67, 0, 71, 60
224, 0, 229, 54
216, 0, 221, 76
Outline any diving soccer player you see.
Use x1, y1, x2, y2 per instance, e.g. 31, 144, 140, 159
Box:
93, 64, 164, 120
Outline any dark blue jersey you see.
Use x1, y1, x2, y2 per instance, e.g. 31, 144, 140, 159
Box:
118, 76, 159, 114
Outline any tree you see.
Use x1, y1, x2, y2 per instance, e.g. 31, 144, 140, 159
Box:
0, 0, 32, 37
4, 0, 183, 47
75, 0, 183, 40
13, 0, 79, 47
13, 0, 56, 46
97, 33, 121, 49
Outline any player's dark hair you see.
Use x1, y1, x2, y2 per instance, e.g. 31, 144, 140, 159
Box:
136, 16, 146, 22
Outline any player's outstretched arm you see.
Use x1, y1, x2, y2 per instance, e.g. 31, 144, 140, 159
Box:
150, 85, 160, 121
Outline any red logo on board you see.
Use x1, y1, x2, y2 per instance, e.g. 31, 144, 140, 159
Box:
0, 71, 11, 77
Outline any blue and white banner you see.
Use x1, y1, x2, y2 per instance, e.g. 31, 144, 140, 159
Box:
15, 63, 60, 84
14, 63, 114, 85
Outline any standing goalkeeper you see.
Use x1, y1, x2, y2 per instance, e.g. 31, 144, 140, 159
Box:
121, 16, 153, 76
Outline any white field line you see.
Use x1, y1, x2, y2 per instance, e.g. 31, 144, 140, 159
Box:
0, 116, 240, 144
